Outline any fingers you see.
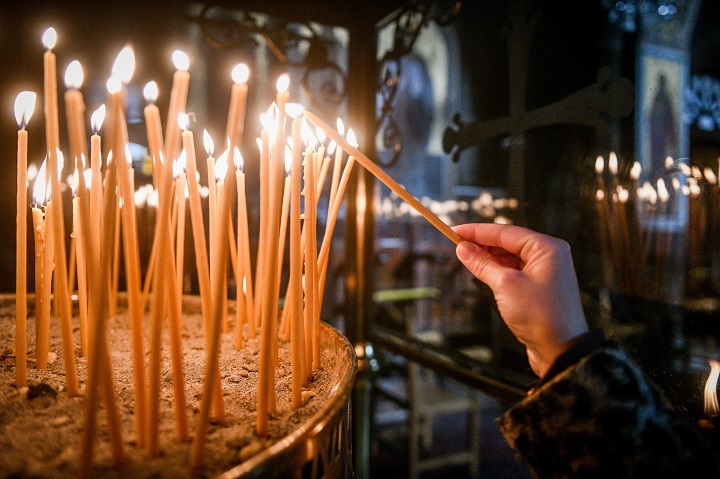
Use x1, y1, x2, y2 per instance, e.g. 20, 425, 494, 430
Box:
453, 223, 533, 255
456, 240, 514, 290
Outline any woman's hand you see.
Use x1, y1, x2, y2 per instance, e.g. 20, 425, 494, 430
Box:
453, 223, 589, 377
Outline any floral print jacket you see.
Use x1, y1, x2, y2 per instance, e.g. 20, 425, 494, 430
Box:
499, 337, 720, 478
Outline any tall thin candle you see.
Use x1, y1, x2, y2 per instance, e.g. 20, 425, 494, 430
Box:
14, 91, 35, 388
165, 50, 190, 163
64, 60, 88, 164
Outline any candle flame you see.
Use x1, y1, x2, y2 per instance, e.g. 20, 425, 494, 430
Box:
276, 73, 290, 93
203, 129, 214, 156
178, 112, 189, 131
704, 360, 720, 417
595, 189, 605, 201
692, 165, 703, 179
284, 102, 304, 120
112, 46, 135, 85
42, 27, 57, 50
57, 149, 65, 180
106, 76, 122, 94
618, 187, 629, 203
315, 127, 327, 144
608, 151, 618, 175
630, 161, 642, 180
232, 63, 249, 84
91, 104, 106, 134
704, 167, 717, 185
34, 161, 48, 206
665, 156, 674, 170
177, 149, 187, 172
346, 128, 359, 147
336, 118, 345, 136
143, 81, 159, 103
14, 91, 36, 129
255, 138, 262, 154
672, 176, 680, 191
301, 119, 316, 149
83, 168, 92, 188
173, 157, 183, 179
657, 178, 669, 202
284, 145, 292, 174
215, 149, 229, 182
172, 50, 190, 72
594, 155, 604, 174
233, 147, 243, 172
327, 139, 337, 155
124, 143, 133, 166
64, 60, 84, 89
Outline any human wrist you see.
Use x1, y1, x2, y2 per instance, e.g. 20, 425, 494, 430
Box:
531, 329, 606, 392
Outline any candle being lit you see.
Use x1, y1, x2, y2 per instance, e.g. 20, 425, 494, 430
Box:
14, 91, 36, 388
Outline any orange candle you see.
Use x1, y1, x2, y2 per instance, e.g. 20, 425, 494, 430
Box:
43, 28, 79, 396
175, 163, 187, 305
225, 63, 249, 152
72, 193, 89, 357
64, 60, 88, 164
235, 155, 256, 339
14, 91, 35, 388
165, 50, 190, 163
305, 110, 462, 245
288, 106, 305, 407
89, 105, 105, 268
143, 81, 164, 189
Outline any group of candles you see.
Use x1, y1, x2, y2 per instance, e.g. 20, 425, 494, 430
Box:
593, 151, 720, 301
14, 26, 460, 476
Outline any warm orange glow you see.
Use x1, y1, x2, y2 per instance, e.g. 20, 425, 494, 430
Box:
112, 46, 135, 85
630, 161, 641, 181
172, 50, 190, 72
232, 63, 249, 84
595, 155, 604, 175
608, 151, 618, 175
42, 27, 57, 50
177, 112, 189, 131
704, 360, 720, 416
33, 160, 48, 206
14, 91, 36, 129
276, 73, 290, 93
90, 105, 106, 134
64, 60, 84, 89
143, 81, 159, 103
203, 129, 214, 157
215, 149, 229, 182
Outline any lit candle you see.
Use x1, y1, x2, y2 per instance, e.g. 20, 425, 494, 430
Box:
287, 103, 305, 406
213, 149, 230, 333
183, 121, 224, 421
234, 148, 254, 347
64, 60, 88, 164
165, 50, 190, 163
317, 129, 358, 312
328, 118, 346, 208
143, 81, 164, 189
71, 172, 89, 357
89, 106, 105, 270
302, 123, 320, 371
14, 91, 35, 388
304, 111, 462, 244
190, 124, 237, 471
225, 63, 249, 152
277, 147, 292, 284
106, 46, 135, 157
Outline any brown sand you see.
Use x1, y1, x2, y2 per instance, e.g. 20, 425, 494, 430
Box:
0, 294, 338, 478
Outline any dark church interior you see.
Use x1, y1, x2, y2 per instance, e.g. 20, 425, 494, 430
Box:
1, 0, 720, 478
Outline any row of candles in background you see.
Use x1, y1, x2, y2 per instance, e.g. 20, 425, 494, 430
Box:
593, 151, 720, 302
13, 27, 364, 476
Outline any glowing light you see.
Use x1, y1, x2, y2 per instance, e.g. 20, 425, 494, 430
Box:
143, 81, 159, 103
178, 112, 189, 131
14, 91, 36, 129
595, 155, 604, 174
595, 189, 605, 201
630, 161, 642, 180
284, 102, 304, 119
346, 128, 359, 148
172, 50, 190, 72
276, 73, 290, 93
112, 46, 135, 85
42, 27, 57, 50
90, 105, 106, 134
608, 151, 618, 175
232, 63, 249, 84
704, 360, 720, 417
203, 129, 214, 157
215, 149, 229, 182
33, 161, 48, 205
336, 118, 345, 136
233, 147, 243, 172
64, 60, 83, 89
106, 76, 122, 94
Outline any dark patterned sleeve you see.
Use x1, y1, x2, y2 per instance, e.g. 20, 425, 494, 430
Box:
499, 343, 720, 479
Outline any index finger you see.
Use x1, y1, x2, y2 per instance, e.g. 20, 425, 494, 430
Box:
452, 223, 539, 262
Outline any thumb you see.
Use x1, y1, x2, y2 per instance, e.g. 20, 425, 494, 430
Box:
456, 241, 504, 289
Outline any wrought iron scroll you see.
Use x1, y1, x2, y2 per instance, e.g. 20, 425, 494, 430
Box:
193, 4, 347, 116
376, 1, 462, 168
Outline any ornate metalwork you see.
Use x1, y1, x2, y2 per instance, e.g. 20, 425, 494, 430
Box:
376, 1, 462, 168
193, 4, 347, 116
684, 74, 720, 132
